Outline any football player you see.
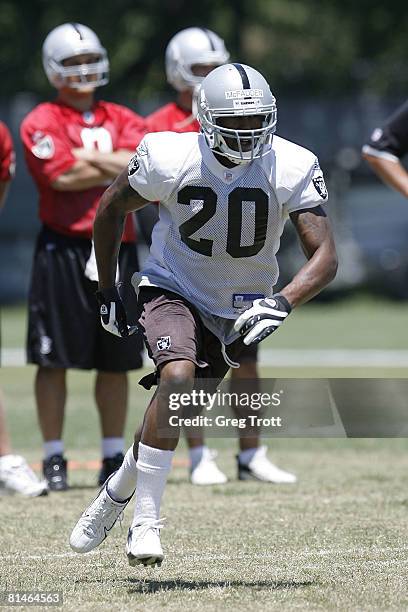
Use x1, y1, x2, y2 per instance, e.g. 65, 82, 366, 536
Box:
0, 121, 48, 496
20, 23, 146, 491
70, 63, 337, 566
142, 27, 296, 486
362, 99, 408, 198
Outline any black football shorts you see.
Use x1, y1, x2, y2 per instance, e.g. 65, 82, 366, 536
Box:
27, 225, 143, 371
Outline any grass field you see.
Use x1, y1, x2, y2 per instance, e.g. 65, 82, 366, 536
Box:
1, 297, 408, 610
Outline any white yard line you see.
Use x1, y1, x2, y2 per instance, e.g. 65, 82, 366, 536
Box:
3, 348, 408, 368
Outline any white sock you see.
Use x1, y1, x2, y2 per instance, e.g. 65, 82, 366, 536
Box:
44, 440, 64, 459
102, 437, 124, 459
133, 442, 173, 524
189, 445, 208, 470
106, 446, 137, 502
239, 447, 258, 466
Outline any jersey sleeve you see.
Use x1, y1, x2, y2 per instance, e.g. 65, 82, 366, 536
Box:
115, 105, 146, 150
284, 157, 328, 214
0, 121, 15, 181
127, 133, 179, 202
362, 100, 408, 161
20, 111, 76, 186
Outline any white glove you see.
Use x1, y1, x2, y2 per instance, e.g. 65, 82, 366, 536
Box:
234, 294, 292, 345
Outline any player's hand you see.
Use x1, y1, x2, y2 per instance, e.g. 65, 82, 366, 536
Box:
95, 287, 137, 338
233, 294, 292, 345
72, 148, 96, 162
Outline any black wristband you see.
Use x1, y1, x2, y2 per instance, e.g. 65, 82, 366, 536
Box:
273, 293, 292, 313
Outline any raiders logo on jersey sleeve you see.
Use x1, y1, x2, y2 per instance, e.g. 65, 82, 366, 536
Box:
31, 133, 55, 159
128, 154, 140, 176
312, 175, 328, 200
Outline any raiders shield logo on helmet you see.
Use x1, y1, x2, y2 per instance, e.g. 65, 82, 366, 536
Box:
312, 176, 328, 200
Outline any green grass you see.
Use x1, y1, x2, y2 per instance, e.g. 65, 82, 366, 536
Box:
1, 365, 408, 610
2, 294, 408, 350
1, 296, 408, 609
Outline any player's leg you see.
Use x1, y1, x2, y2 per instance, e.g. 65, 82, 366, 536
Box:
230, 346, 296, 484
70, 289, 201, 563
35, 366, 68, 490
0, 388, 47, 497
126, 289, 202, 566
94, 371, 128, 483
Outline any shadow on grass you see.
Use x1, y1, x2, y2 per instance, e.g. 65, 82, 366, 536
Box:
127, 579, 315, 594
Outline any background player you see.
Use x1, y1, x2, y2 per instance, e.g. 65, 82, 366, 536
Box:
70, 64, 337, 566
20, 23, 145, 491
0, 120, 47, 496
362, 99, 408, 198
143, 27, 296, 485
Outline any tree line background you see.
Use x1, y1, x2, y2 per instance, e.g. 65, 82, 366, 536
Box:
1, 0, 407, 101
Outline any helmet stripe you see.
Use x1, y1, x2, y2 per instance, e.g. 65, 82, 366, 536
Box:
202, 28, 216, 51
70, 23, 84, 40
232, 63, 250, 89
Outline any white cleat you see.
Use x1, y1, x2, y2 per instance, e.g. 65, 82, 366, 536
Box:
190, 448, 228, 486
238, 446, 297, 484
69, 474, 133, 553
0, 455, 48, 497
126, 519, 165, 568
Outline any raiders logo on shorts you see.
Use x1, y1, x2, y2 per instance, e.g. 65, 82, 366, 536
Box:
157, 336, 171, 351
312, 175, 328, 200
128, 155, 140, 176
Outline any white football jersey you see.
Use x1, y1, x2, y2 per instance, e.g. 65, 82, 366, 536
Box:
128, 132, 328, 344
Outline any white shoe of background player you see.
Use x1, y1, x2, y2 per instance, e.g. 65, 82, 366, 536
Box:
0, 454, 48, 497
190, 448, 228, 485
238, 446, 297, 483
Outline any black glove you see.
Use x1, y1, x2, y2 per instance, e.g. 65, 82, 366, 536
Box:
95, 287, 137, 338
233, 294, 292, 345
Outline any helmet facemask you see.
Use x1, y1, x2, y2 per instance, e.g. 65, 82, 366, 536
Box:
49, 53, 109, 90
198, 89, 277, 164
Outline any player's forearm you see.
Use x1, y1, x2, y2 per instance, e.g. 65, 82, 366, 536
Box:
74, 149, 134, 178
51, 160, 111, 191
94, 206, 124, 289
284, 207, 337, 307
94, 169, 148, 288
280, 242, 337, 307
363, 154, 408, 199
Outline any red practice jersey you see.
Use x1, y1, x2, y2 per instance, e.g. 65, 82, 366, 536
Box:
0, 120, 15, 182
21, 100, 145, 241
145, 102, 199, 134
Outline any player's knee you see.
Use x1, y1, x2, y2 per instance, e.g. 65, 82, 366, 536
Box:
159, 360, 195, 396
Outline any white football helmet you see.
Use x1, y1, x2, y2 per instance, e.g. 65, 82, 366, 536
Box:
42, 23, 109, 90
197, 63, 277, 165
165, 27, 230, 92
